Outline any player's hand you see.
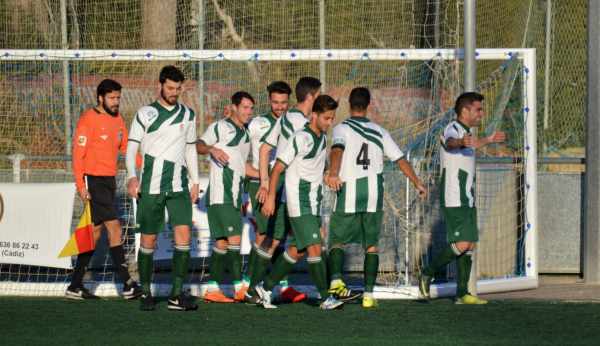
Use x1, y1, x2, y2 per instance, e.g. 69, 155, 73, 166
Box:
209, 147, 229, 165
189, 184, 200, 203
320, 227, 328, 243
261, 195, 276, 217
488, 131, 506, 144
415, 182, 428, 200
325, 175, 343, 191
462, 134, 476, 148
78, 188, 91, 201
127, 177, 140, 199
256, 186, 269, 204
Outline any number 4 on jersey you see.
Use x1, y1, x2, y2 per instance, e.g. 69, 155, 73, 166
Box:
356, 143, 370, 170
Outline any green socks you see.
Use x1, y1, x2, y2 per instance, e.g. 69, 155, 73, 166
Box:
209, 246, 228, 286
170, 245, 190, 297
328, 247, 344, 281
246, 243, 259, 279
307, 256, 329, 299
279, 278, 289, 290
270, 246, 291, 288
364, 252, 379, 293
137, 247, 154, 294
264, 251, 296, 291
423, 243, 471, 297
249, 246, 273, 288
227, 244, 242, 283
423, 243, 461, 277
456, 250, 473, 297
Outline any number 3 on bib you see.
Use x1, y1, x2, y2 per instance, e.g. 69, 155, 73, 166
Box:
356, 143, 370, 170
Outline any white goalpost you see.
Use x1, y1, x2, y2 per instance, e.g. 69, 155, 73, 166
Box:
0, 48, 537, 299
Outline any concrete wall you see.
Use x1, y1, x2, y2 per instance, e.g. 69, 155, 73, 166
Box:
538, 172, 583, 274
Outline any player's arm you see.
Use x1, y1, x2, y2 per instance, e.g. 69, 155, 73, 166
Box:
262, 132, 303, 216
444, 123, 469, 150
382, 129, 427, 199
256, 118, 280, 203
257, 143, 274, 202
126, 111, 145, 198
245, 162, 260, 179
185, 110, 200, 202
465, 131, 506, 149
396, 159, 427, 199
445, 137, 466, 150
446, 127, 506, 150
72, 114, 91, 200
325, 125, 345, 191
197, 122, 229, 165
261, 160, 285, 217
244, 119, 261, 180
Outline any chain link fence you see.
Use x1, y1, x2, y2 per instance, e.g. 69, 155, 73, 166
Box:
0, 1, 587, 163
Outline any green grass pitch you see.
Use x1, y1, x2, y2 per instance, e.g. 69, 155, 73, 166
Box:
1, 298, 599, 345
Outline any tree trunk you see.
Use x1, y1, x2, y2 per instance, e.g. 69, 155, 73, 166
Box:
143, 0, 177, 49
7, 0, 54, 48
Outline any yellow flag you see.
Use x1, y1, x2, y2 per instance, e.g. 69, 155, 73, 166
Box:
58, 201, 95, 258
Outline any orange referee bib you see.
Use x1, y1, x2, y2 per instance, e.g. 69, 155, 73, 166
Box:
72, 108, 128, 191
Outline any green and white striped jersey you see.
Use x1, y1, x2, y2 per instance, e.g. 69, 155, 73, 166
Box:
262, 108, 309, 155
439, 120, 475, 208
200, 118, 250, 208
247, 112, 278, 171
128, 101, 196, 195
277, 125, 327, 217
331, 116, 404, 213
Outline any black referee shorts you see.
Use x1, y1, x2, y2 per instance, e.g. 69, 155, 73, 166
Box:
86, 175, 119, 225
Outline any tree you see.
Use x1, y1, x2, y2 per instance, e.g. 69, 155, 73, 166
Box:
143, 0, 177, 48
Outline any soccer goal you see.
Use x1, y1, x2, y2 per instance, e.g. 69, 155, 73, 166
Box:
0, 48, 536, 298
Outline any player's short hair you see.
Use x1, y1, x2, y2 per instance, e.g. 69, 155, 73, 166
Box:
312, 95, 338, 114
159, 65, 185, 84
231, 91, 255, 106
454, 92, 484, 116
295, 77, 322, 103
349, 87, 371, 111
267, 81, 292, 96
96, 79, 122, 103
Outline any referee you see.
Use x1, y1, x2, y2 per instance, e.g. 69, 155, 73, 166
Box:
67, 79, 142, 300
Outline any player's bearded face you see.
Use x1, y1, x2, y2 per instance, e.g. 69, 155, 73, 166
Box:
100, 91, 121, 116
316, 110, 336, 133
269, 92, 289, 117
160, 79, 182, 106
233, 98, 254, 124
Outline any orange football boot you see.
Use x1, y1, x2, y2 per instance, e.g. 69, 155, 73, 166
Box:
204, 290, 234, 303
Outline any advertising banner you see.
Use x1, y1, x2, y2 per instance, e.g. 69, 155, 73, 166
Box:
0, 183, 75, 269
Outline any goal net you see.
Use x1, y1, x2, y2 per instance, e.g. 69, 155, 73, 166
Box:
0, 48, 536, 298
